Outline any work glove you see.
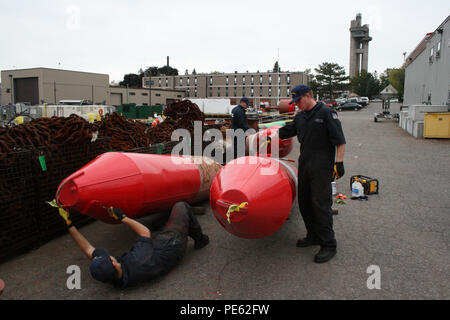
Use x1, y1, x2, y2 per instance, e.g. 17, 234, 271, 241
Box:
333, 162, 345, 180
107, 207, 126, 221
58, 208, 73, 229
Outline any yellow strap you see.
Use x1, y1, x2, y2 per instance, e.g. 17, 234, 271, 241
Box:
47, 199, 72, 225
226, 202, 248, 224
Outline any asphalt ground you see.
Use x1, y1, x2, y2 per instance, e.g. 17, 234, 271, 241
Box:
0, 102, 449, 300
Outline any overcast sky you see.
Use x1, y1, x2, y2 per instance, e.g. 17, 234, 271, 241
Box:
1, 0, 449, 82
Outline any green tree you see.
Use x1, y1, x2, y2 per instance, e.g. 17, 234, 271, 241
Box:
350, 70, 381, 99
192, 69, 197, 75
312, 62, 349, 98
379, 71, 390, 91
119, 73, 142, 88
388, 68, 405, 101
273, 61, 280, 73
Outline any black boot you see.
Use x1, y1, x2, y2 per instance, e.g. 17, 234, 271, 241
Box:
296, 237, 321, 248
314, 247, 337, 264
194, 234, 210, 250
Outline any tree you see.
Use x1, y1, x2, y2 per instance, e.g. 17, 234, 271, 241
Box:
119, 73, 142, 88
350, 70, 381, 99
378, 70, 390, 91
273, 61, 281, 73
192, 69, 197, 75
388, 68, 405, 101
312, 62, 349, 98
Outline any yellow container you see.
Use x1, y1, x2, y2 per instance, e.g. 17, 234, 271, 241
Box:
15, 116, 24, 124
424, 112, 450, 139
87, 113, 96, 124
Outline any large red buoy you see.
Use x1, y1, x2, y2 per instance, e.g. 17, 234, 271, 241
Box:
210, 156, 297, 239
278, 99, 296, 114
247, 126, 293, 158
56, 153, 221, 224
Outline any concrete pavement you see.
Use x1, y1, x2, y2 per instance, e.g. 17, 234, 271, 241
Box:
0, 102, 449, 300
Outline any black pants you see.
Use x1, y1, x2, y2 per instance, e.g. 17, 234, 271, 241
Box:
157, 202, 205, 247
298, 163, 337, 249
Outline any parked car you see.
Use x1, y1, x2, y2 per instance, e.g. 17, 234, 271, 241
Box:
336, 102, 363, 111
336, 98, 347, 105
323, 99, 338, 108
359, 97, 369, 106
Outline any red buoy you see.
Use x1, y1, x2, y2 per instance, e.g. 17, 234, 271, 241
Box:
247, 126, 294, 158
210, 156, 297, 239
56, 153, 221, 224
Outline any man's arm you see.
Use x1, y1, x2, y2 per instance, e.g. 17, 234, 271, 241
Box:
67, 226, 95, 260
121, 217, 151, 239
336, 144, 346, 162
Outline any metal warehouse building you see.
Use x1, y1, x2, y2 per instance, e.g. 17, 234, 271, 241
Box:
404, 15, 450, 106
0, 68, 186, 106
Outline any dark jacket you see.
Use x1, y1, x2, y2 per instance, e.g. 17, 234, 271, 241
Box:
279, 102, 346, 168
231, 105, 250, 131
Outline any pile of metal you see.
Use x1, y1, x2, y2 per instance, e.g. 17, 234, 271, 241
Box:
146, 100, 205, 144
93, 113, 150, 151
0, 115, 95, 153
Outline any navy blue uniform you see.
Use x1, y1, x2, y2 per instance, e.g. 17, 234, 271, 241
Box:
231, 105, 249, 160
92, 202, 205, 288
279, 102, 346, 248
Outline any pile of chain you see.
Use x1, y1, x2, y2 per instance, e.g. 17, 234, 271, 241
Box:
0, 114, 95, 161
92, 113, 150, 151
146, 100, 205, 144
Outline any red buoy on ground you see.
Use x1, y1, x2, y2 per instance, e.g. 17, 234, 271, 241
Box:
210, 156, 297, 239
56, 153, 221, 224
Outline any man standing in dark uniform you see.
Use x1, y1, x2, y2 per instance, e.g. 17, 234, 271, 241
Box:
231, 97, 250, 160
270, 85, 346, 263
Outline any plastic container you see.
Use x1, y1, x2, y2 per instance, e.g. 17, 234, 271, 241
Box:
331, 181, 337, 196
351, 181, 364, 198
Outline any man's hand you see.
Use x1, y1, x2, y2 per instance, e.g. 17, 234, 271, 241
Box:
58, 208, 73, 228
107, 207, 126, 222
333, 162, 345, 180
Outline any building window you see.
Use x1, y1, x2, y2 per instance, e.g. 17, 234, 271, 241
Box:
209, 87, 213, 97
129, 92, 135, 95
226, 76, 229, 85
251, 75, 254, 85
278, 88, 281, 97
269, 75, 272, 84
429, 46, 434, 63
226, 88, 229, 97
158, 79, 161, 87
260, 87, 263, 97
269, 88, 272, 97
142, 93, 148, 96
234, 76, 237, 85
195, 77, 198, 85
436, 41, 441, 58
287, 88, 290, 96
251, 88, 254, 97
165, 79, 169, 87
194, 88, 198, 97
210, 77, 213, 85
243, 76, 246, 85
187, 78, 190, 86
260, 75, 263, 85
180, 78, 183, 86
287, 75, 291, 84
218, 87, 221, 97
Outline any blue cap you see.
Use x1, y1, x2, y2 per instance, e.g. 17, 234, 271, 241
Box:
289, 85, 311, 104
240, 97, 250, 105
89, 248, 117, 283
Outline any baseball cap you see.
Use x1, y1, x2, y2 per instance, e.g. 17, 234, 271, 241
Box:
289, 85, 311, 104
240, 97, 250, 105
89, 248, 117, 283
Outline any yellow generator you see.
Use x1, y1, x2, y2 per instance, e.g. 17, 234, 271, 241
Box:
350, 175, 379, 195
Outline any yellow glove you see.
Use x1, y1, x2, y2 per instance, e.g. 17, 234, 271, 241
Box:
107, 207, 126, 221
59, 208, 72, 227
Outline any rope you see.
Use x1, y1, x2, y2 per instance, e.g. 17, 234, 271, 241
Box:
226, 202, 248, 224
